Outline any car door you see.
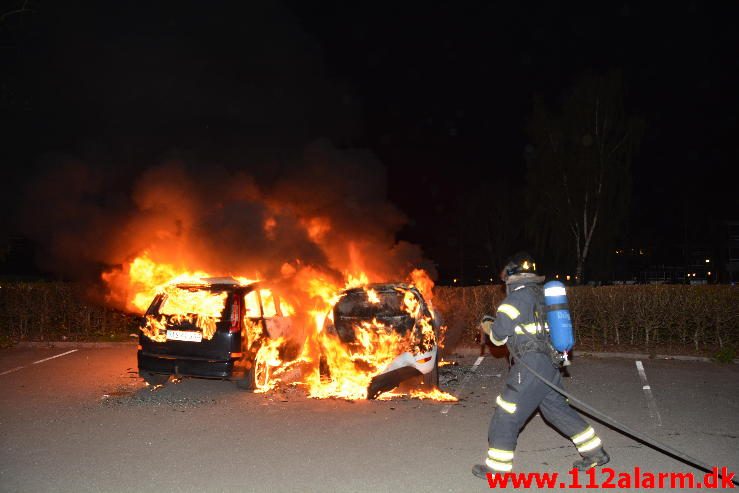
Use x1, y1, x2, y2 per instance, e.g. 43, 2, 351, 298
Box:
260, 289, 293, 339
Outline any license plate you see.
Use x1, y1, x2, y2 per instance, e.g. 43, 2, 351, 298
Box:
166, 330, 203, 342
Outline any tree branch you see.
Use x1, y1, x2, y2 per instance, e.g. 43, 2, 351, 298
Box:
0, 1, 33, 23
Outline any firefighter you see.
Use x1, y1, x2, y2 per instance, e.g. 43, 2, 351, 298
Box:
472, 251, 609, 478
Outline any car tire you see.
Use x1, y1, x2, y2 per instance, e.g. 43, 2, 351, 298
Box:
254, 355, 271, 389
422, 356, 439, 388
141, 371, 169, 386
236, 363, 257, 391
318, 353, 331, 381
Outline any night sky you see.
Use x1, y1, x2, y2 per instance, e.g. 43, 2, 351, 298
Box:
2, 1, 738, 283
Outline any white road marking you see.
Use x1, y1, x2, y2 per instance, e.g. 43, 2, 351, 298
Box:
1, 350, 79, 377
32, 349, 78, 365
0, 366, 25, 376
441, 356, 485, 415
635, 360, 662, 426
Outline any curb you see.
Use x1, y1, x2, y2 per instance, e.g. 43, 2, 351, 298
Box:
11, 341, 737, 364
15, 340, 138, 349
447, 345, 736, 363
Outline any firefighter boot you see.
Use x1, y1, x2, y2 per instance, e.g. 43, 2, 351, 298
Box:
472, 463, 499, 479
572, 447, 610, 471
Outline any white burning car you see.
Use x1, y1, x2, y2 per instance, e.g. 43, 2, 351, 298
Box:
319, 282, 441, 399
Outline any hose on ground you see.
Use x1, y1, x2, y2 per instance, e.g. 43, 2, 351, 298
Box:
511, 351, 737, 485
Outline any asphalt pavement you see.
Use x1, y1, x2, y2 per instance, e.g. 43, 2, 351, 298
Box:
0, 345, 737, 492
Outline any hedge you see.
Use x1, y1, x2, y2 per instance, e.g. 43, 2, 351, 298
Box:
0, 281, 137, 344
433, 285, 739, 355
1, 282, 737, 356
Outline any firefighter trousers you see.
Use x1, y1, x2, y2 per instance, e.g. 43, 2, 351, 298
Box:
488, 352, 591, 452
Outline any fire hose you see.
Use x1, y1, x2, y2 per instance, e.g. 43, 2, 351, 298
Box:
509, 347, 738, 485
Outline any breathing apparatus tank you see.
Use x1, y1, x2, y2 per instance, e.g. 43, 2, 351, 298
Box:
543, 281, 574, 356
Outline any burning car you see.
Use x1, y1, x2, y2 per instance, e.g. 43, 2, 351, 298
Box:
137, 276, 294, 390
318, 282, 440, 399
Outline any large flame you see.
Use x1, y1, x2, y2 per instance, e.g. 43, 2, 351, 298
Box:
306, 317, 408, 400
105, 252, 454, 401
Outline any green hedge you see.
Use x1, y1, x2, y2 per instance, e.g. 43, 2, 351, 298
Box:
0, 281, 138, 344
433, 285, 739, 355
1, 281, 737, 356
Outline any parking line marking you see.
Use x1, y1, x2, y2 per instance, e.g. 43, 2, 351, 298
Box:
441, 356, 485, 415
1, 350, 79, 377
0, 349, 77, 376
0, 366, 25, 376
32, 349, 78, 365
635, 360, 662, 426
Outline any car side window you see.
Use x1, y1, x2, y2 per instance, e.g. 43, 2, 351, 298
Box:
259, 289, 279, 317
244, 290, 263, 318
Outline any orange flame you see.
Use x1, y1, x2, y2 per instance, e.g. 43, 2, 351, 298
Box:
254, 337, 285, 392
104, 253, 451, 401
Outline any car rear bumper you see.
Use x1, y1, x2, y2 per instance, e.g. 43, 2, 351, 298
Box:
138, 330, 245, 379
138, 351, 238, 379
379, 346, 437, 375
366, 347, 438, 399
367, 365, 423, 399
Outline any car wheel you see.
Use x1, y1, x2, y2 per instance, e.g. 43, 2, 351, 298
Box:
421, 356, 439, 388
236, 362, 257, 391
254, 355, 271, 389
318, 353, 331, 381
141, 371, 169, 386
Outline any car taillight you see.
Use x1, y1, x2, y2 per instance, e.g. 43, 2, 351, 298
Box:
230, 297, 241, 333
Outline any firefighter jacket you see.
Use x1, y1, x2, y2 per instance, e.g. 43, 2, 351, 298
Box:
490, 274, 549, 357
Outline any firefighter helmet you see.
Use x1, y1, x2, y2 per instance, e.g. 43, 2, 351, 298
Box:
500, 251, 537, 281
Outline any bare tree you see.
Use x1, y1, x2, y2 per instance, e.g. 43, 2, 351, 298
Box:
0, 0, 34, 24
525, 71, 643, 283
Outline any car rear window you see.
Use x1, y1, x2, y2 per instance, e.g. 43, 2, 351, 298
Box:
335, 290, 409, 319
332, 289, 420, 342
159, 287, 228, 319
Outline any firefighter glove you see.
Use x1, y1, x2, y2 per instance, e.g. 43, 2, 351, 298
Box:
480, 316, 494, 337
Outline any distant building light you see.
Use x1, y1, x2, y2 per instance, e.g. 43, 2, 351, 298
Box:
705, 258, 710, 263
566, 275, 571, 281
707, 271, 712, 276
489, 278, 493, 282
453, 278, 458, 284
555, 274, 559, 279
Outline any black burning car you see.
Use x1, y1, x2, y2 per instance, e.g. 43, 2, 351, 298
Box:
137, 277, 293, 389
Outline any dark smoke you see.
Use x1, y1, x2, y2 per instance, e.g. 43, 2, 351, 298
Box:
21, 140, 435, 306
15, 1, 436, 309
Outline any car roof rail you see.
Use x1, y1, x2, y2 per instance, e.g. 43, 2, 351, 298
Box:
174, 277, 259, 290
